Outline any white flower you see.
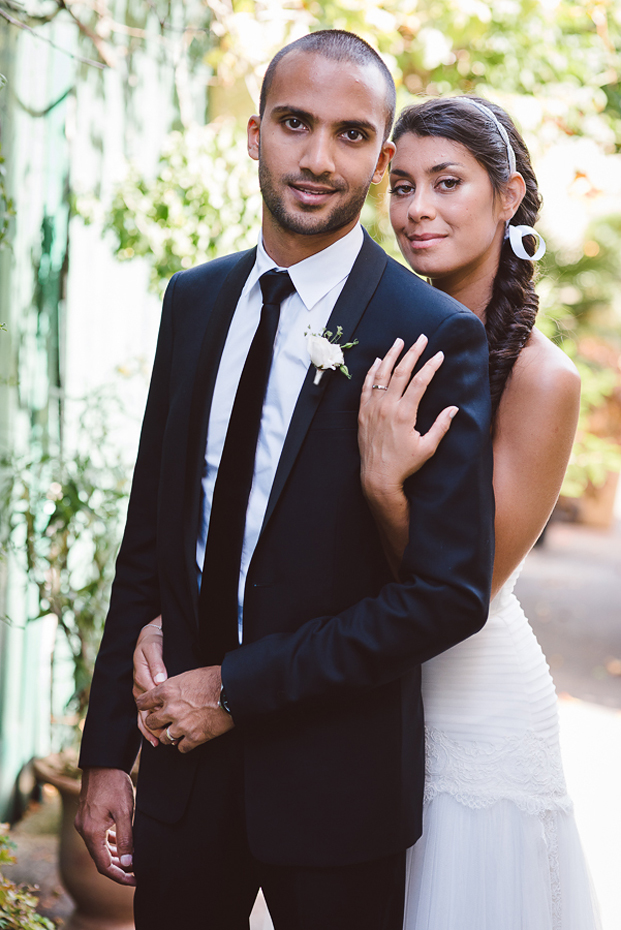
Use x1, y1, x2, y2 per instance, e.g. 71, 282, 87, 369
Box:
306, 326, 358, 384
307, 334, 344, 372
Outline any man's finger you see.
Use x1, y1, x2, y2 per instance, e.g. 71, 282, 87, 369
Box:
135, 684, 164, 711
145, 709, 170, 732
137, 709, 160, 747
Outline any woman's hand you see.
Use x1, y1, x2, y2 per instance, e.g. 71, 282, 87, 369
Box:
358, 334, 458, 499
133, 617, 168, 747
357, 335, 457, 578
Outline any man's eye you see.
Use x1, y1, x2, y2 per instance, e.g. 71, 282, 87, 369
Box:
343, 129, 364, 142
284, 118, 304, 130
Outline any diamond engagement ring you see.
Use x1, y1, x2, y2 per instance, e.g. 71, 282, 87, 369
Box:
166, 726, 180, 745
372, 384, 389, 391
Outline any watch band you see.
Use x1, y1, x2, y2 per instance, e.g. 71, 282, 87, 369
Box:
218, 684, 232, 716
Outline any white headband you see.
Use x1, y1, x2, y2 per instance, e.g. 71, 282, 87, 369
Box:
458, 98, 546, 261
459, 98, 517, 175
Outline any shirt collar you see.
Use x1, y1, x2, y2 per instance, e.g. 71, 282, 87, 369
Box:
243, 224, 364, 311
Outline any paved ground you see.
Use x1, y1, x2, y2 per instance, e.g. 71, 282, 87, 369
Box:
4, 520, 620, 928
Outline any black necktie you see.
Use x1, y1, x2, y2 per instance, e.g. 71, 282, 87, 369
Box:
198, 270, 296, 664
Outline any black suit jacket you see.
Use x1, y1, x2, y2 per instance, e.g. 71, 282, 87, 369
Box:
80, 231, 494, 867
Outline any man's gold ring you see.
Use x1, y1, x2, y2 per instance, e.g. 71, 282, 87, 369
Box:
372, 384, 389, 391
166, 726, 180, 745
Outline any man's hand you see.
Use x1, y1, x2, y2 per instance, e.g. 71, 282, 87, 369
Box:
75, 767, 136, 886
135, 665, 234, 754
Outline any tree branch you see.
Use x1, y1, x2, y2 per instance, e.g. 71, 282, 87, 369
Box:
0, 6, 106, 68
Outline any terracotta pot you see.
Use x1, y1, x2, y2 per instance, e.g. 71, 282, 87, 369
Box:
34, 756, 135, 930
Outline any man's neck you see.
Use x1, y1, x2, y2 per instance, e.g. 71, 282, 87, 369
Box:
261, 214, 360, 268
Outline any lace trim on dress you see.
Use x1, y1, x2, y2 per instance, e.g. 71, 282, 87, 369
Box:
541, 809, 563, 930
424, 726, 573, 816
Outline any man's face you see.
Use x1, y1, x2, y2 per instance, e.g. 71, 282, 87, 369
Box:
248, 50, 394, 251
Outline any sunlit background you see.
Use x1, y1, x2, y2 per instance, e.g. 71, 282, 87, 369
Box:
0, 1, 620, 927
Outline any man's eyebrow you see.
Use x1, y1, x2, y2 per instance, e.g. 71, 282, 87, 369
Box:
270, 105, 315, 122
270, 106, 378, 135
390, 162, 465, 176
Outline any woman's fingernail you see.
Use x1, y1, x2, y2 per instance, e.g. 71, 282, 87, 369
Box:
150, 739, 158, 748
417, 333, 427, 343
435, 351, 444, 361
449, 407, 459, 419
154, 673, 166, 684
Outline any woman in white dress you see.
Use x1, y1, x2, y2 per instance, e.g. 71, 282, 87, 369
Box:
356, 96, 600, 930
132, 97, 600, 929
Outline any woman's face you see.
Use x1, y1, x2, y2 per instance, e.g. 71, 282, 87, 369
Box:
389, 133, 508, 288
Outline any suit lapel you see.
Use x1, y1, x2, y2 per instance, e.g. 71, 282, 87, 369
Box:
184, 248, 257, 605
260, 231, 387, 535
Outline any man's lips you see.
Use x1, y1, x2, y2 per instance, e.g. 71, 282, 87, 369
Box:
289, 182, 340, 206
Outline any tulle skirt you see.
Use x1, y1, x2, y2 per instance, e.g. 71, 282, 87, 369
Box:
404, 795, 601, 930
403, 567, 601, 930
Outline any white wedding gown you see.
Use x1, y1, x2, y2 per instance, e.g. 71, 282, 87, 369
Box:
404, 564, 600, 930
253, 565, 600, 930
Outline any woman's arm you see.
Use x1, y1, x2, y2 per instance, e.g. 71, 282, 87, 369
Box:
358, 335, 457, 576
360, 330, 581, 600
489, 332, 580, 597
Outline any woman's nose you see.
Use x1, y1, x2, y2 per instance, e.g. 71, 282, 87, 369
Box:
407, 188, 436, 222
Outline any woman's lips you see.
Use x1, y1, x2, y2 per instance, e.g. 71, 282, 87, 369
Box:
406, 233, 447, 249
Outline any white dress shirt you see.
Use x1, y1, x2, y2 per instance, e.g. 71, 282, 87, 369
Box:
196, 223, 364, 641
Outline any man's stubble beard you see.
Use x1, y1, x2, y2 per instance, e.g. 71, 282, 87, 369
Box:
258, 158, 372, 238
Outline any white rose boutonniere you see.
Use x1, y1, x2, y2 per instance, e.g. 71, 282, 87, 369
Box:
306, 326, 359, 385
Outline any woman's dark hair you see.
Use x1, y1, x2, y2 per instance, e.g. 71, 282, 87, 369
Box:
393, 96, 542, 422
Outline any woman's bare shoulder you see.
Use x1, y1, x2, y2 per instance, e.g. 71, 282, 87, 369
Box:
505, 327, 579, 406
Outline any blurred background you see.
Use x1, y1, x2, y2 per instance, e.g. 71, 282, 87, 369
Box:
0, 1, 620, 927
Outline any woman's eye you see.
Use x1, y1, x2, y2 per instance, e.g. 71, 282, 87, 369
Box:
389, 183, 414, 196
438, 177, 461, 191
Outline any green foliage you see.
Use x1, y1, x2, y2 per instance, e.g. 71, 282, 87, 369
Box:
0, 74, 15, 252
536, 212, 621, 496
0, 391, 129, 745
79, 120, 262, 295
0, 830, 55, 929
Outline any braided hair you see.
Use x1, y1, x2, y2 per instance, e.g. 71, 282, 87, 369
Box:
392, 97, 542, 423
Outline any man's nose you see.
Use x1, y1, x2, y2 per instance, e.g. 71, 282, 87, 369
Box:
407, 188, 436, 222
299, 129, 336, 177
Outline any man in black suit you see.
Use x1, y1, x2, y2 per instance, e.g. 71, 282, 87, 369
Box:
77, 29, 494, 930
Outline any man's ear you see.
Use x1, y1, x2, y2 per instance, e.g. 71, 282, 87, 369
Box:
248, 115, 261, 162
502, 172, 527, 222
372, 140, 396, 185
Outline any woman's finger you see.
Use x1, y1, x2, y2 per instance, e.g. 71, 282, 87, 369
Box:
388, 334, 429, 391
133, 633, 168, 698
373, 337, 404, 390
400, 351, 446, 417
361, 357, 382, 406
418, 406, 459, 461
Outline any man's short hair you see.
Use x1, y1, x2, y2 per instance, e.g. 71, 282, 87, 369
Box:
259, 30, 396, 141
